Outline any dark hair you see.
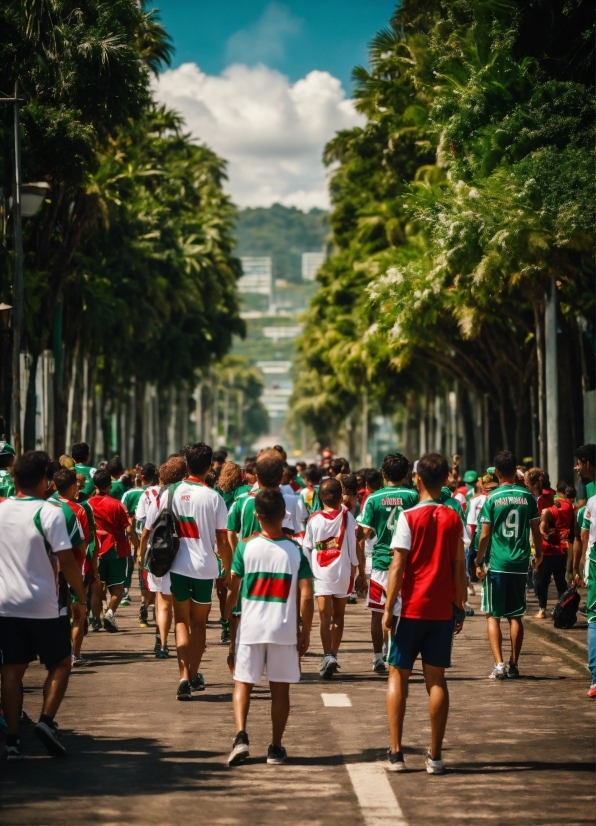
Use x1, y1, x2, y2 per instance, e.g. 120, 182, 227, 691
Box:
255, 488, 286, 522
526, 466, 544, 486
417, 453, 449, 488
13, 451, 50, 489
296, 461, 306, 472
382, 453, 409, 483
329, 457, 350, 476
565, 485, 576, 499
272, 444, 286, 460
494, 450, 517, 476
556, 480, 569, 495
212, 449, 227, 464
319, 477, 342, 507
205, 470, 217, 488
186, 443, 213, 475
339, 472, 358, 496
365, 468, 383, 491
53, 467, 77, 493
245, 455, 257, 465
93, 468, 112, 490
106, 459, 123, 478
256, 451, 284, 487
71, 442, 90, 463
304, 466, 321, 484
46, 459, 62, 481
0, 454, 13, 470
287, 464, 298, 480
141, 463, 156, 483
575, 444, 595, 465
244, 460, 257, 476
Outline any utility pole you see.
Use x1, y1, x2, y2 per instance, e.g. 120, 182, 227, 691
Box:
545, 275, 559, 482
361, 389, 368, 466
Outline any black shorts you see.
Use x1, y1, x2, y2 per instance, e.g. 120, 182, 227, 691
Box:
0, 615, 72, 668
388, 617, 455, 670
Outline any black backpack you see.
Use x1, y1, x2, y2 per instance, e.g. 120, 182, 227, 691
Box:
552, 584, 580, 629
145, 485, 180, 577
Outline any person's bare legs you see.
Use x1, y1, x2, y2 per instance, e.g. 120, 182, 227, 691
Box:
486, 616, 503, 664
233, 680, 253, 733
1, 663, 28, 736
71, 601, 86, 658
173, 597, 192, 680
40, 656, 72, 720
330, 596, 347, 654
508, 617, 524, 665
371, 611, 384, 656
270, 681, 290, 748
188, 601, 211, 681
386, 666, 410, 753
108, 583, 124, 614
90, 577, 103, 621
422, 663, 449, 760
156, 592, 173, 648
318, 596, 333, 655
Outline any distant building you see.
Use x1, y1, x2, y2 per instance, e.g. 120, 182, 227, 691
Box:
301, 251, 326, 281
239, 256, 272, 295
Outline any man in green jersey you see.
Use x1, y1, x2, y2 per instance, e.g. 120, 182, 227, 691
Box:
0, 441, 16, 498
476, 450, 542, 679
357, 454, 418, 673
72, 442, 96, 497
121, 463, 157, 611
575, 444, 596, 500
574, 495, 596, 696
107, 459, 127, 501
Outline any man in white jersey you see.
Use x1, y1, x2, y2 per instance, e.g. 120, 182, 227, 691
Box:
225, 489, 313, 767
0, 451, 87, 760
303, 478, 358, 678
146, 444, 232, 700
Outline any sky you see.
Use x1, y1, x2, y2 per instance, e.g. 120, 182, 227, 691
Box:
152, 1, 397, 210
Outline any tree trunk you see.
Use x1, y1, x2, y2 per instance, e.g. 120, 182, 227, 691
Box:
544, 276, 559, 482
65, 339, 79, 452
23, 352, 38, 451
533, 298, 547, 469
459, 388, 476, 472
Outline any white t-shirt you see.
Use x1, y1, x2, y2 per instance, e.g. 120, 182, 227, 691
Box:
0, 496, 74, 619
232, 534, 312, 645
146, 478, 227, 579
584, 495, 596, 564
466, 493, 487, 529
303, 506, 357, 593
135, 485, 160, 525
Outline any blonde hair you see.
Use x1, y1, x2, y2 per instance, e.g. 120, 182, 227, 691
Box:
59, 454, 75, 470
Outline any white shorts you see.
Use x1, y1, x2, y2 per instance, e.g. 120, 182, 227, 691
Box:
314, 575, 354, 599
147, 571, 171, 596
366, 569, 401, 616
234, 642, 301, 684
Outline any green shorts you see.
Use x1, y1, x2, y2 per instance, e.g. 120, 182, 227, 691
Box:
170, 572, 213, 604
586, 553, 596, 623
481, 570, 526, 618
98, 550, 128, 589
124, 556, 135, 589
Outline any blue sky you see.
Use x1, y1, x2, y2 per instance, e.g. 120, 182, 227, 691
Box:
154, 1, 397, 93
152, 2, 398, 210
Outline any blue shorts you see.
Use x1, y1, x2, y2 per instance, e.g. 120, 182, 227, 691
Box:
388, 617, 455, 670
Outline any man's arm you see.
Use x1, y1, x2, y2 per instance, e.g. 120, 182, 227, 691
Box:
452, 536, 467, 610
227, 530, 238, 553
126, 521, 139, 552
216, 530, 233, 586
382, 548, 408, 632
475, 523, 492, 576
57, 549, 87, 604
297, 576, 314, 656
224, 572, 241, 621
138, 526, 150, 565
530, 519, 543, 568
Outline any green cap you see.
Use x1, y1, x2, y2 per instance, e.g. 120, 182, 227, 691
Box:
0, 441, 15, 457
463, 470, 478, 484
486, 466, 495, 475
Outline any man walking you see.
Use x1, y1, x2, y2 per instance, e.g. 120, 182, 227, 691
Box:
383, 453, 466, 774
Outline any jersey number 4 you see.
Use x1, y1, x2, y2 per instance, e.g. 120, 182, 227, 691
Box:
502, 510, 519, 539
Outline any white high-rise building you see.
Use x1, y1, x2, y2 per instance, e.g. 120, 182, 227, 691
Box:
239, 256, 272, 295
301, 251, 326, 281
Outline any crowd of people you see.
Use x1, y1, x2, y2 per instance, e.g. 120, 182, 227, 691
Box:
0, 437, 594, 772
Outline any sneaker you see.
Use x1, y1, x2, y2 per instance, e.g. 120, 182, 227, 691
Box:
319, 655, 338, 679
465, 602, 475, 616
103, 609, 118, 633
220, 628, 231, 645
34, 720, 66, 757
139, 606, 148, 628
587, 684, 596, 698
176, 679, 192, 701
120, 597, 130, 607
425, 751, 445, 775
508, 663, 520, 678
154, 635, 161, 655
387, 750, 406, 772
373, 659, 387, 674
71, 655, 88, 667
190, 673, 205, 692
227, 731, 249, 766
347, 595, 357, 605
534, 609, 547, 619
157, 647, 169, 659
267, 745, 288, 765
467, 584, 476, 596
489, 665, 508, 680
4, 741, 24, 761
19, 709, 33, 725
90, 618, 102, 633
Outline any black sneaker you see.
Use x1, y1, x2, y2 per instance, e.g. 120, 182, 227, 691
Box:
508, 663, 520, 678
267, 745, 287, 765
387, 750, 406, 772
190, 673, 205, 692
154, 635, 161, 655
373, 660, 387, 674
34, 720, 66, 757
176, 679, 192, 701
4, 741, 24, 761
19, 709, 33, 725
220, 628, 231, 644
90, 618, 102, 633
227, 731, 250, 766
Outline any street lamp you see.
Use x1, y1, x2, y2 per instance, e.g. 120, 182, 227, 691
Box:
9, 182, 50, 218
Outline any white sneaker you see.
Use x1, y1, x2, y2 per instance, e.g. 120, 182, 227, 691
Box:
467, 584, 475, 596
319, 655, 338, 679
103, 609, 119, 632
425, 751, 445, 775
489, 664, 508, 680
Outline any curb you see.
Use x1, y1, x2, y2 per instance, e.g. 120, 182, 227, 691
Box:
525, 619, 588, 671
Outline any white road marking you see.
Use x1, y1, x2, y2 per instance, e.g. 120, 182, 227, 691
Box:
321, 692, 352, 707
346, 763, 408, 826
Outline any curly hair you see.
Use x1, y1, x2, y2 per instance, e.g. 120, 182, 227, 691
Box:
218, 461, 243, 492
159, 456, 187, 486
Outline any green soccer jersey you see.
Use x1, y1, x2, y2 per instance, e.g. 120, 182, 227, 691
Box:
221, 485, 252, 512
109, 479, 127, 501
75, 463, 96, 496
440, 487, 465, 523
478, 483, 539, 573
356, 485, 419, 571
121, 487, 146, 536
227, 491, 261, 540
586, 481, 596, 499
79, 497, 96, 558
0, 469, 15, 498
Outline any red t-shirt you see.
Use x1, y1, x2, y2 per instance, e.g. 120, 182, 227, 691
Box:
90, 494, 130, 558
542, 498, 575, 556
391, 501, 462, 620
55, 495, 90, 571
537, 489, 555, 515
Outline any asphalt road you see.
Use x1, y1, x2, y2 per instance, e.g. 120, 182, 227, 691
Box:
1, 588, 594, 826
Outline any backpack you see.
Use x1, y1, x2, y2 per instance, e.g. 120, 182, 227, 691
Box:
552, 584, 580, 629
145, 486, 180, 577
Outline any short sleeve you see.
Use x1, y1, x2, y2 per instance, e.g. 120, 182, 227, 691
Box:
227, 498, 241, 532
298, 548, 313, 579
135, 491, 149, 521
122, 492, 137, 517
215, 491, 228, 531
231, 542, 246, 577
466, 500, 479, 527
302, 520, 314, 555
145, 490, 167, 531
39, 503, 74, 553
346, 512, 358, 565
358, 497, 375, 531
478, 498, 492, 525
527, 495, 539, 521
117, 502, 130, 529
391, 510, 412, 551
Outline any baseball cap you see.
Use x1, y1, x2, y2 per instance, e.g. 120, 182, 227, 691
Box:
0, 441, 15, 457
463, 470, 478, 483
486, 466, 495, 475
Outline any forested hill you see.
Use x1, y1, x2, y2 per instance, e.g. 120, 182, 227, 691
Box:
234, 204, 329, 283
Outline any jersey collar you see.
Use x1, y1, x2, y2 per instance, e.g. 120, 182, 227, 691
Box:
185, 476, 208, 487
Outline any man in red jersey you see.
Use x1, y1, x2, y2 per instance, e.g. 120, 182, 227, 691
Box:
383, 453, 467, 775
533, 481, 575, 619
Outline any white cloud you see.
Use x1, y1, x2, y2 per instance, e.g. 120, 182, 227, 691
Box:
225, 3, 301, 65
152, 62, 365, 210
